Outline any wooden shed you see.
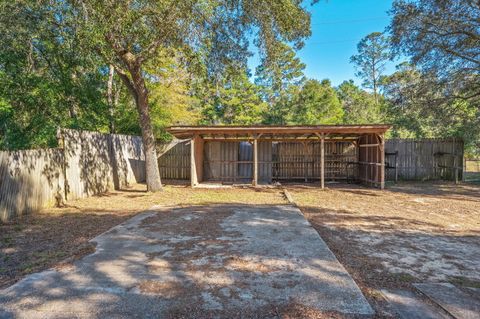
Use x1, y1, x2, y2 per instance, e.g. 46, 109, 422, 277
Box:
167, 125, 391, 189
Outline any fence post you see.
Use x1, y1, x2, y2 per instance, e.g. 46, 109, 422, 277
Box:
252, 138, 258, 187
108, 134, 120, 190
190, 138, 198, 187
380, 134, 385, 189
57, 129, 68, 201
321, 134, 325, 189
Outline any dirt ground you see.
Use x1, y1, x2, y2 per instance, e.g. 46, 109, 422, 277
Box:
2, 181, 479, 318
0, 184, 285, 290
288, 181, 480, 317
1, 204, 373, 318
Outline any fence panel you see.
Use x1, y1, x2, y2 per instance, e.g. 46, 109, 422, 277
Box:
111, 133, 146, 187
158, 141, 190, 180
0, 132, 467, 222
0, 148, 65, 222
385, 138, 463, 181
60, 129, 147, 200
61, 129, 113, 200
272, 141, 357, 181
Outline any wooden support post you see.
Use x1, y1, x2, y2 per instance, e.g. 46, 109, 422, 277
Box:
453, 137, 458, 184
253, 138, 258, 186
190, 137, 198, 187
301, 141, 308, 182
454, 156, 458, 184
380, 134, 385, 189
321, 134, 325, 189
395, 151, 399, 184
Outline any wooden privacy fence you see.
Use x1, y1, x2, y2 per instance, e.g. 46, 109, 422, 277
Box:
0, 129, 145, 222
0, 132, 465, 221
60, 129, 145, 200
158, 141, 190, 180
385, 138, 464, 182
0, 148, 65, 222
159, 137, 465, 184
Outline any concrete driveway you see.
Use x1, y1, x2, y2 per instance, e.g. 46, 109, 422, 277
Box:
0, 205, 373, 318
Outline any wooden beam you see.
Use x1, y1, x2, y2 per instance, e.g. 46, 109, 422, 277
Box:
321, 134, 325, 189
201, 137, 358, 143
379, 134, 385, 189
190, 138, 198, 187
194, 135, 204, 183
253, 138, 258, 186
453, 137, 458, 184
167, 125, 392, 139
359, 143, 380, 148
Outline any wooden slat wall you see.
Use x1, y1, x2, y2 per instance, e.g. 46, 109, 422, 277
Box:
110, 133, 146, 187
1, 129, 146, 222
0, 148, 65, 222
258, 141, 273, 183
385, 138, 464, 181
158, 141, 190, 180
237, 141, 252, 181
202, 141, 272, 183
61, 129, 114, 200
203, 141, 239, 181
272, 141, 357, 181
358, 134, 382, 187
60, 129, 146, 200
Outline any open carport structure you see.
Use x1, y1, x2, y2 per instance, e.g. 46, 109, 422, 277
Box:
167, 125, 391, 189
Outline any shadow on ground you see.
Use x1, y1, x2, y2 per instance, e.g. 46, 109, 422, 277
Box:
0, 204, 373, 318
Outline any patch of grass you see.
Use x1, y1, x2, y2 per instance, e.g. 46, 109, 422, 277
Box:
368, 289, 385, 300
449, 276, 480, 288
391, 272, 416, 283
1, 236, 13, 246
21, 263, 34, 273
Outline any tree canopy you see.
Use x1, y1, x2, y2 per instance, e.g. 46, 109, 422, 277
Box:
388, 0, 480, 153
0, 0, 479, 157
70, 0, 317, 190
350, 32, 392, 102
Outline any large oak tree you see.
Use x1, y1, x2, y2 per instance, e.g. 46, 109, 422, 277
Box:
389, 0, 480, 151
73, 0, 315, 191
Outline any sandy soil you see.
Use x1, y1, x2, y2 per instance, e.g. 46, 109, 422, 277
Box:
0, 184, 285, 290
288, 181, 480, 317
3, 181, 478, 318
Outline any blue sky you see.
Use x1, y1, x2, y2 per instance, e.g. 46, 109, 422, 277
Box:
248, 0, 397, 87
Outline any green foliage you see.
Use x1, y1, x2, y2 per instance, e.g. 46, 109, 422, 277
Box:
350, 32, 392, 98
290, 79, 344, 125
337, 80, 383, 124
0, 0, 317, 151
1, 0, 478, 159
0, 1, 109, 150
389, 0, 480, 153
255, 42, 306, 124
390, 0, 479, 82
200, 68, 266, 125
381, 63, 480, 153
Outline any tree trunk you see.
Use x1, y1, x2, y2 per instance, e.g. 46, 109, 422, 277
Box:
372, 62, 378, 105
129, 64, 163, 192
107, 65, 115, 134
